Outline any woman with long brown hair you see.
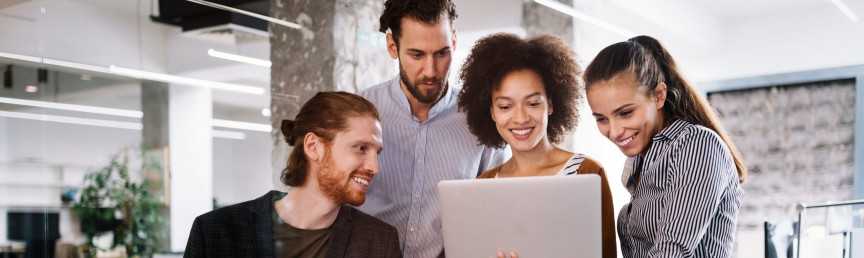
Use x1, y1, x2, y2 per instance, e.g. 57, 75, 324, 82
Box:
584, 35, 746, 257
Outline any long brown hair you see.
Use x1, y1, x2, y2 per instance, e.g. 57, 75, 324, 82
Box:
280, 92, 380, 186
584, 35, 747, 183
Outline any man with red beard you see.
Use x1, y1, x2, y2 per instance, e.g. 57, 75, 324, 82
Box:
358, 0, 510, 257
184, 92, 401, 258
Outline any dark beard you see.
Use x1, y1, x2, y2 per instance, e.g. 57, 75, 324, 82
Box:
399, 59, 448, 104
315, 148, 366, 206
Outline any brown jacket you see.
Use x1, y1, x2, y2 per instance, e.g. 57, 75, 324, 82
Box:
477, 157, 617, 258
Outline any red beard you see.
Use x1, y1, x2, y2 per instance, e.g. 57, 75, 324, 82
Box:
315, 148, 367, 206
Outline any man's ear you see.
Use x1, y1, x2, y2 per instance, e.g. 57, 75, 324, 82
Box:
654, 82, 667, 110
386, 33, 398, 59
451, 28, 458, 51
303, 132, 322, 161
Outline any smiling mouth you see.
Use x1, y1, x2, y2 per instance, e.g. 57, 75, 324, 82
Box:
614, 133, 637, 147
352, 177, 370, 186
510, 127, 533, 138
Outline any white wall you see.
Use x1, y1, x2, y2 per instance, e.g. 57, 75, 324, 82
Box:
212, 132, 273, 206
211, 102, 273, 206
700, 3, 864, 81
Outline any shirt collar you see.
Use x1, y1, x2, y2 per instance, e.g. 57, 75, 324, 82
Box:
652, 119, 690, 142
387, 75, 454, 122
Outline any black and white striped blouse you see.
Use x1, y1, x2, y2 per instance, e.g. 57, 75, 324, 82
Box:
618, 119, 743, 258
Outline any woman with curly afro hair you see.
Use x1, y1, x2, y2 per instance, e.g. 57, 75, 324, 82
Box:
457, 33, 616, 258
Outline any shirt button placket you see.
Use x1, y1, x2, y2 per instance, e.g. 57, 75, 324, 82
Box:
406, 123, 428, 257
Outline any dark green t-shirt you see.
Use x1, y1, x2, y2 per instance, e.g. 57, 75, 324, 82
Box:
272, 194, 332, 258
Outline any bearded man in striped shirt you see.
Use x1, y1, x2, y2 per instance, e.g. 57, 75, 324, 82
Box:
357, 1, 510, 257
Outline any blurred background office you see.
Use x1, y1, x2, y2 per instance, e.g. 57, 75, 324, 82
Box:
0, 0, 862, 257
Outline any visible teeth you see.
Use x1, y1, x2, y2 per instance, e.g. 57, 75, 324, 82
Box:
353, 177, 369, 186
615, 135, 634, 147
511, 128, 532, 135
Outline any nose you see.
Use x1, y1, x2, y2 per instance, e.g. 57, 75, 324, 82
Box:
514, 105, 529, 124
422, 56, 436, 78
365, 153, 380, 175
609, 118, 624, 140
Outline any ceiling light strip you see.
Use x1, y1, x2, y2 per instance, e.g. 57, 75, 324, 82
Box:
186, 0, 302, 29
211, 119, 271, 132
43, 59, 112, 74
208, 49, 272, 67
0, 52, 42, 63
0, 110, 142, 130
0, 110, 250, 140
109, 65, 266, 95
533, 0, 637, 38
212, 129, 247, 140
830, 0, 859, 21
0, 97, 143, 118
0, 52, 265, 95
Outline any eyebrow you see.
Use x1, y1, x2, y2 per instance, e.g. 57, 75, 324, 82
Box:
592, 103, 635, 117
354, 139, 384, 153
406, 46, 451, 54
612, 104, 635, 114
494, 92, 542, 102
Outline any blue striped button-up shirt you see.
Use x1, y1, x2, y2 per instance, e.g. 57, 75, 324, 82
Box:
618, 119, 743, 258
358, 76, 509, 258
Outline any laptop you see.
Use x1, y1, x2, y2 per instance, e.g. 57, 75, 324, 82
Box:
437, 174, 601, 258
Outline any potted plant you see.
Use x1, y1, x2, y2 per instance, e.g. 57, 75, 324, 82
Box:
72, 145, 167, 258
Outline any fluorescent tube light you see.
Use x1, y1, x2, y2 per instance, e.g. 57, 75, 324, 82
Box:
0, 52, 266, 96
830, 0, 859, 21
186, 0, 302, 29
0, 52, 111, 74
0, 97, 143, 118
109, 65, 266, 95
43, 58, 112, 74
208, 49, 272, 67
534, 0, 637, 38
0, 52, 42, 62
0, 110, 143, 130
212, 130, 247, 140
211, 119, 271, 132
0, 110, 250, 140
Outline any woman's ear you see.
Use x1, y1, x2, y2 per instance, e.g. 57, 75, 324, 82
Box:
303, 132, 322, 161
654, 82, 667, 110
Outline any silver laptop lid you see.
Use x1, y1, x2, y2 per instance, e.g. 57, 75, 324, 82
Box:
438, 174, 601, 258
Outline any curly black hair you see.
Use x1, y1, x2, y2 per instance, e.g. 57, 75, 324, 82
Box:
379, 0, 457, 46
457, 33, 583, 149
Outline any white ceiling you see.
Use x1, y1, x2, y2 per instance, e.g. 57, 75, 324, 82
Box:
2, 0, 862, 117
692, 0, 830, 19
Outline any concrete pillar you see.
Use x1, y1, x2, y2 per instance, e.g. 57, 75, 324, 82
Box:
167, 86, 213, 252
522, 0, 574, 46
523, 0, 577, 151
269, 0, 394, 191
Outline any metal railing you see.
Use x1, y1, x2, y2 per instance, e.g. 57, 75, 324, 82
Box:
795, 199, 864, 258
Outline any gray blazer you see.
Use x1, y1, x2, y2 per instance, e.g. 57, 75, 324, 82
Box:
184, 190, 402, 258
